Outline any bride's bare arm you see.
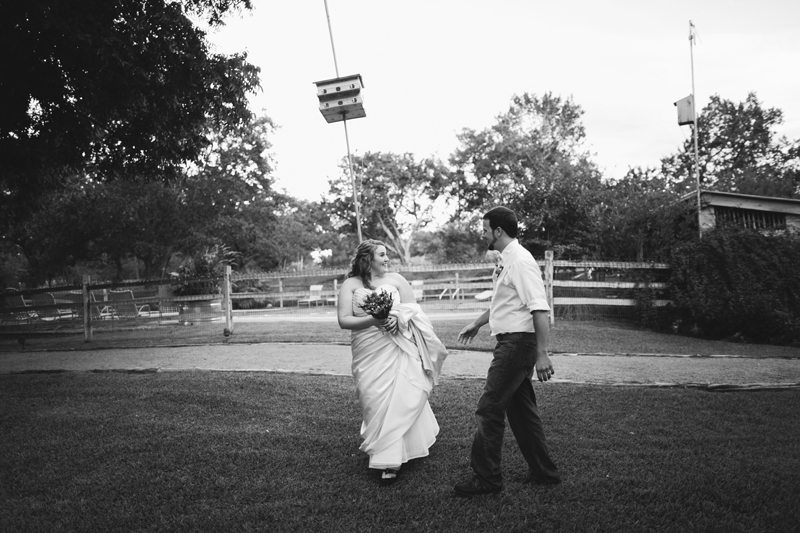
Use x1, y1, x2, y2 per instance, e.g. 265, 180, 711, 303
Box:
391, 273, 417, 304
377, 274, 415, 335
337, 278, 383, 331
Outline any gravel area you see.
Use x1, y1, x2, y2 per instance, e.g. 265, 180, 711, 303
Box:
1, 343, 799, 389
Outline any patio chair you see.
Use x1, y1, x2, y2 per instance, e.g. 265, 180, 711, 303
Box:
411, 280, 424, 301
474, 290, 493, 301
298, 285, 323, 307
30, 293, 73, 320
63, 291, 88, 320
90, 291, 116, 320
2, 295, 38, 324
108, 290, 151, 319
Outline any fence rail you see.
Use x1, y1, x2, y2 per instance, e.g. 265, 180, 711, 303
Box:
2, 253, 674, 340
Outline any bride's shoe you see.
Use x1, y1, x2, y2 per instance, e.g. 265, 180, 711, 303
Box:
380, 468, 399, 484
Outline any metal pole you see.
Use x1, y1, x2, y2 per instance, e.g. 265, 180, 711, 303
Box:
324, 0, 361, 242
690, 21, 701, 236
343, 116, 363, 242
323, 0, 340, 77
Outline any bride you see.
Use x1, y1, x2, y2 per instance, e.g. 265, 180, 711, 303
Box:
337, 239, 447, 484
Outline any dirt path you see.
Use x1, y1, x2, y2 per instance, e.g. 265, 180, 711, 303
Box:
2, 343, 799, 390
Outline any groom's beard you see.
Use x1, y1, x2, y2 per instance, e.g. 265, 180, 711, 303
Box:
487, 234, 498, 251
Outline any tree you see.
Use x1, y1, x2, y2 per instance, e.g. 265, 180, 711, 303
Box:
449, 93, 604, 257
15, 112, 282, 285
20, 179, 195, 284
662, 93, 800, 198
253, 198, 342, 271
325, 152, 450, 265
588, 168, 696, 261
0, 0, 260, 240
93, 181, 195, 280
180, 114, 281, 263
412, 218, 488, 264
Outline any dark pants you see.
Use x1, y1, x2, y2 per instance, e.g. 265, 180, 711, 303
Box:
470, 332, 560, 489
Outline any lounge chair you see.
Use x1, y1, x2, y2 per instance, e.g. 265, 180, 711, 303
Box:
90, 291, 116, 320
411, 280, 424, 301
63, 291, 88, 320
30, 293, 73, 320
474, 290, 493, 301
108, 290, 151, 319
298, 285, 324, 307
2, 295, 37, 324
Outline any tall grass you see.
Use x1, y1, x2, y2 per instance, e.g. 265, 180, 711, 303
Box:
2, 372, 798, 532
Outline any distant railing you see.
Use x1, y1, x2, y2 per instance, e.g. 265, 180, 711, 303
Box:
1, 253, 673, 340
228, 252, 673, 326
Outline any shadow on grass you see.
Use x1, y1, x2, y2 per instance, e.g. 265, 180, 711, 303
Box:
2, 372, 799, 532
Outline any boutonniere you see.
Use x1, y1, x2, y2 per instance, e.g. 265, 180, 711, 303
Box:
494, 264, 504, 277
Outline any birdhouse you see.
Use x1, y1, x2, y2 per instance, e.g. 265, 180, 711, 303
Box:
674, 95, 694, 126
313, 74, 366, 123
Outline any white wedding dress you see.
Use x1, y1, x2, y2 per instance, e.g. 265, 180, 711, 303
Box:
351, 285, 439, 469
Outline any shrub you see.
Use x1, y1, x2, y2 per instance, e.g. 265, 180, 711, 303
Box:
173, 245, 240, 297
670, 227, 800, 345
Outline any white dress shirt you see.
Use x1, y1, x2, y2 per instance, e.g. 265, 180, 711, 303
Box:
489, 240, 550, 336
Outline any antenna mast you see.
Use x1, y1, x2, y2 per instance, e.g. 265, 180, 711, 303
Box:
690, 21, 701, 236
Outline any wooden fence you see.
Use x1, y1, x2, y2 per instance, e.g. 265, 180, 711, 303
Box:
227, 251, 673, 326
1, 253, 672, 339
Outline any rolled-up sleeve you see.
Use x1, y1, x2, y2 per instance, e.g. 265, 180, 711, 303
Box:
507, 258, 550, 313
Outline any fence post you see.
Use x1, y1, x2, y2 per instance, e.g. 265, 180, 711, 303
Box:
455, 272, 460, 300
223, 265, 233, 334
82, 276, 92, 342
279, 279, 284, 308
544, 250, 554, 326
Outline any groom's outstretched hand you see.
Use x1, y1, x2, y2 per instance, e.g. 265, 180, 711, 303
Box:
458, 322, 481, 344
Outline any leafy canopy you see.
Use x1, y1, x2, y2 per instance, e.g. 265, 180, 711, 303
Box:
662, 92, 799, 198
325, 152, 450, 265
449, 92, 604, 257
1, 0, 260, 214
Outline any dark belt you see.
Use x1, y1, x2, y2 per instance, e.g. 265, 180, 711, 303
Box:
496, 332, 536, 341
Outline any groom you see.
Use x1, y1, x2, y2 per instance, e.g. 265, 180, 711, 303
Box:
454, 206, 560, 497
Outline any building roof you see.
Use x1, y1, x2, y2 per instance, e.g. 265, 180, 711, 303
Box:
681, 189, 800, 215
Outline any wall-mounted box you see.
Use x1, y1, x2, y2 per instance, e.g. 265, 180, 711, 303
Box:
674, 94, 694, 126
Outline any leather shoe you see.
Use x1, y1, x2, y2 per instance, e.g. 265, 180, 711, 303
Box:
454, 476, 502, 497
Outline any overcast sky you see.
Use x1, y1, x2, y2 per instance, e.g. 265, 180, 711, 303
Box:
205, 0, 800, 202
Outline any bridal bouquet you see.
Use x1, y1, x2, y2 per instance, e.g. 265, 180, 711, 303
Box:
359, 289, 394, 320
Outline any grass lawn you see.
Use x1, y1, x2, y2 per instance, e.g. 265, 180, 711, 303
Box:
3, 318, 800, 358
2, 372, 799, 532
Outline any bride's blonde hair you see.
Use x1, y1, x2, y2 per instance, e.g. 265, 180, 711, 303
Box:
347, 239, 386, 290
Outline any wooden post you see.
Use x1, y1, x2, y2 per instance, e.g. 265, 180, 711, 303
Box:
223, 265, 233, 334
279, 279, 284, 308
82, 276, 92, 342
544, 251, 554, 326
455, 272, 460, 300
